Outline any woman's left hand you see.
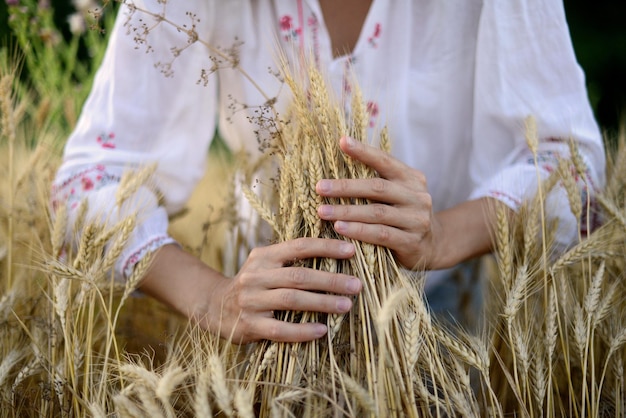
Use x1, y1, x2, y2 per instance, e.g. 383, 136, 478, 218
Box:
316, 136, 443, 270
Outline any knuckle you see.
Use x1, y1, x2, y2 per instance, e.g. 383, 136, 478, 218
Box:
372, 204, 388, 221
235, 288, 252, 309
376, 226, 391, 244
371, 178, 387, 194
421, 193, 433, 211
336, 179, 349, 193
237, 312, 252, 331
266, 323, 282, 340
291, 237, 309, 254
279, 289, 297, 308
413, 170, 427, 186
337, 205, 350, 218
411, 215, 428, 235
236, 271, 254, 288
418, 213, 432, 230
248, 246, 264, 260
326, 274, 340, 292
289, 268, 308, 286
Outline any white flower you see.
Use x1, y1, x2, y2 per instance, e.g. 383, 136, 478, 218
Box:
72, 0, 98, 12
67, 12, 86, 36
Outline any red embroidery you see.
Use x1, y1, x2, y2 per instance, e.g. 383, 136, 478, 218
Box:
343, 59, 353, 96
81, 176, 94, 191
489, 190, 522, 207
373, 23, 382, 38
279, 14, 302, 42
280, 15, 292, 30
366, 101, 379, 127
51, 166, 121, 210
308, 14, 320, 67
368, 23, 382, 48
97, 132, 116, 149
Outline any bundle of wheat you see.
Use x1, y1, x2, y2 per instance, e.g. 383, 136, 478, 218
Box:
2, 8, 626, 415
230, 63, 493, 417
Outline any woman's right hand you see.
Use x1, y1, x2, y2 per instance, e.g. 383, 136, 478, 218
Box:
139, 239, 361, 344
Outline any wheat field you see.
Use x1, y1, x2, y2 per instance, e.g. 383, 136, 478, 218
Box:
2, 3, 626, 417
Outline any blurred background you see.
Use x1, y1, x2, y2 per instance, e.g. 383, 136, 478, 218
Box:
0, 0, 624, 137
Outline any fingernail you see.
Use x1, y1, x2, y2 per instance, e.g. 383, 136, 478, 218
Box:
346, 278, 361, 293
314, 324, 327, 337
335, 221, 348, 232
317, 180, 331, 193
339, 242, 354, 254
337, 298, 352, 312
318, 205, 333, 217
344, 136, 355, 147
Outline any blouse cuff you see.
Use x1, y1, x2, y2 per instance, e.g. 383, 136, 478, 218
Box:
469, 150, 601, 248
52, 165, 177, 280
470, 150, 558, 202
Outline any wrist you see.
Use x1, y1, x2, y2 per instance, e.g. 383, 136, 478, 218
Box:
427, 198, 498, 270
427, 212, 452, 270
139, 244, 229, 331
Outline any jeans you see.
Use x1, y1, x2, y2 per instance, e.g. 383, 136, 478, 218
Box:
424, 257, 486, 333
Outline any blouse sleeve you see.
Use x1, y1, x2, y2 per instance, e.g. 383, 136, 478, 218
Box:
52, 0, 219, 279
469, 0, 606, 247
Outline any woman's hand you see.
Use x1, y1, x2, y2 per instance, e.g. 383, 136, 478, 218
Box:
316, 136, 499, 271
316, 136, 443, 270
140, 240, 362, 344
207, 237, 361, 343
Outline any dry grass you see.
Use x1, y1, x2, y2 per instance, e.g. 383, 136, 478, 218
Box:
2, 8, 626, 416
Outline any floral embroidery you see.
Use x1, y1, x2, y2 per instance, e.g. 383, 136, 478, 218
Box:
494, 148, 602, 235
488, 190, 522, 208
122, 235, 174, 278
51, 165, 120, 211
368, 23, 382, 48
97, 132, 116, 149
81, 176, 94, 191
526, 150, 560, 174
366, 101, 379, 128
280, 15, 292, 31
342, 58, 353, 96
279, 14, 302, 42
308, 14, 320, 67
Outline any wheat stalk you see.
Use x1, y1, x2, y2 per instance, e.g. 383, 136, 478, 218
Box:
193, 369, 213, 417
234, 388, 255, 418
0, 350, 22, 389
0, 73, 16, 289
558, 158, 583, 223
156, 366, 186, 418
208, 354, 234, 417
115, 163, 157, 208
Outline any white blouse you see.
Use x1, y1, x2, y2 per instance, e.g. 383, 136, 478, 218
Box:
52, 0, 606, 281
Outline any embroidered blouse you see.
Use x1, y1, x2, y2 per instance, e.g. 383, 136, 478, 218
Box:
52, 0, 606, 284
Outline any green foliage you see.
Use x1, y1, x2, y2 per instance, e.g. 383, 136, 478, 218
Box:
1, 0, 116, 146
565, 1, 626, 135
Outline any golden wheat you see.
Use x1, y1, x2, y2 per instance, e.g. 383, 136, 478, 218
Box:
2, 14, 626, 417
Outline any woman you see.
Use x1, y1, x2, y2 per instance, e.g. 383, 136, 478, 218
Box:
52, 0, 605, 343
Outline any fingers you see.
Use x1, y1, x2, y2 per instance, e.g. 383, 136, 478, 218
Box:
318, 202, 414, 230
318, 136, 427, 201
317, 177, 412, 204
249, 237, 356, 268
231, 266, 360, 343
230, 238, 362, 343
242, 286, 356, 314
245, 318, 329, 343
237, 266, 361, 313
251, 267, 362, 295
332, 220, 416, 250
338, 136, 416, 181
